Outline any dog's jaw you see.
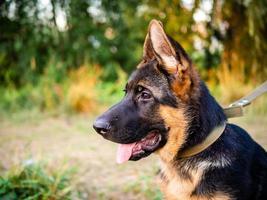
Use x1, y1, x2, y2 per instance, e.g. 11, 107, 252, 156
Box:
116, 130, 164, 163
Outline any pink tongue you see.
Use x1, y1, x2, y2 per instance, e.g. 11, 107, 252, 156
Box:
116, 142, 136, 164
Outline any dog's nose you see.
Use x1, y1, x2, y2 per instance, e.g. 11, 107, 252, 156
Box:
93, 118, 111, 136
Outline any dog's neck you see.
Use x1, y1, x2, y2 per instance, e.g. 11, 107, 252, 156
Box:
156, 81, 227, 164
179, 81, 227, 154
158, 84, 228, 198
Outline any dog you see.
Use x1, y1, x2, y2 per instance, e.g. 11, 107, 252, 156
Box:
93, 19, 267, 200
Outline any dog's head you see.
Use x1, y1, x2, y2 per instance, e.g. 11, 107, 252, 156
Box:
93, 20, 200, 163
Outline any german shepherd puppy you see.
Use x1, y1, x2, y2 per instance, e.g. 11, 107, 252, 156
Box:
93, 20, 267, 200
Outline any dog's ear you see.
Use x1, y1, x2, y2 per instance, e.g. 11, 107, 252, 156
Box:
148, 19, 190, 77
141, 21, 165, 64
142, 33, 155, 62
146, 19, 198, 101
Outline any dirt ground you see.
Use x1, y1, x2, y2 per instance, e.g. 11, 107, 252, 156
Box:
0, 112, 266, 200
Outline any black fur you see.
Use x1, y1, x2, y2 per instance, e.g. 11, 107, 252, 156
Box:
174, 82, 267, 199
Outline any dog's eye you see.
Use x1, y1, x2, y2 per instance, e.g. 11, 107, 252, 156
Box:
140, 91, 151, 100
136, 85, 152, 100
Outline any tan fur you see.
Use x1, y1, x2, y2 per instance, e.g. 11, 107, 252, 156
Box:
159, 161, 233, 200
171, 74, 192, 102
171, 66, 200, 102
159, 161, 203, 200
156, 105, 187, 163
156, 85, 231, 200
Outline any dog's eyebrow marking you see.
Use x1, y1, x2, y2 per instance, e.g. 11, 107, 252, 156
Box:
137, 80, 163, 98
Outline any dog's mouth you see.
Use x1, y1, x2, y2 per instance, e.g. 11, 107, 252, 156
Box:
116, 130, 162, 164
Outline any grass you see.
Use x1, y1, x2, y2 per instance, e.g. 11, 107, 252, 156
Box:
0, 115, 162, 200
0, 109, 266, 200
0, 64, 266, 199
0, 162, 77, 200
123, 174, 162, 200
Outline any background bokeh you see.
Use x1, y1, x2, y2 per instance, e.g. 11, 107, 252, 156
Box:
0, 0, 267, 199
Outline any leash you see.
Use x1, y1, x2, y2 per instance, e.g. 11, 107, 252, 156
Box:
179, 80, 267, 159
223, 81, 267, 118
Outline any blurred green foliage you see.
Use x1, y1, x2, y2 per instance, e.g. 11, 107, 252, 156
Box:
0, 0, 266, 113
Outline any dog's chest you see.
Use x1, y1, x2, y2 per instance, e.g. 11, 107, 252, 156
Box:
159, 164, 203, 200
159, 162, 232, 200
